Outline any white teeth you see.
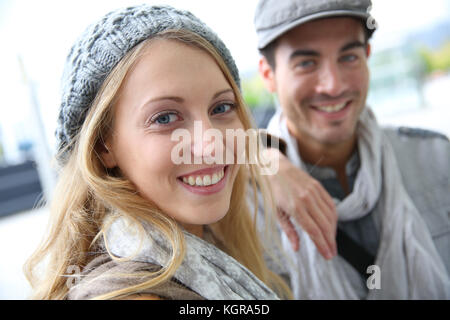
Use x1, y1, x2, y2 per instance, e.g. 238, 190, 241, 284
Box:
181, 167, 226, 187
203, 175, 211, 186
316, 102, 346, 113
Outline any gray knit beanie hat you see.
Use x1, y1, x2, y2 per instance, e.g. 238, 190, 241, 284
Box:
56, 4, 240, 165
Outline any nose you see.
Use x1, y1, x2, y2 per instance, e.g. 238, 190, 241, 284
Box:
315, 61, 346, 97
191, 117, 224, 164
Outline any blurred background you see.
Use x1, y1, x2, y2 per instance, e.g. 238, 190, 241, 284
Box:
0, 0, 449, 299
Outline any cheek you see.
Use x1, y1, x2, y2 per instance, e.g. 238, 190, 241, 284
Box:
213, 116, 245, 162
115, 134, 176, 189
230, 115, 245, 131
279, 78, 312, 123
348, 65, 370, 93
361, 70, 370, 93
278, 71, 312, 107
213, 113, 245, 135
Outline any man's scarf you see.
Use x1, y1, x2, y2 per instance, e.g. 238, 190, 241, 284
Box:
267, 107, 450, 299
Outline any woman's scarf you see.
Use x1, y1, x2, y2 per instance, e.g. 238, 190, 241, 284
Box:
267, 107, 450, 299
104, 216, 280, 300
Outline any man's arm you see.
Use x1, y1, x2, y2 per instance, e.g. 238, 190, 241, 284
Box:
264, 147, 338, 260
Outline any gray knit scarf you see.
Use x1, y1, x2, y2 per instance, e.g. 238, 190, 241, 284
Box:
104, 216, 279, 300
267, 107, 450, 299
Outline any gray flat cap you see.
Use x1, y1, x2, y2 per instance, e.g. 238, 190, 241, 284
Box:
56, 4, 240, 165
254, 0, 376, 49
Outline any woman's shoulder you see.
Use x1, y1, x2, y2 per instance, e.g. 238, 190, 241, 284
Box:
67, 253, 204, 300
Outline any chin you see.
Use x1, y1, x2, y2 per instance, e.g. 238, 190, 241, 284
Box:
182, 203, 230, 226
320, 122, 357, 142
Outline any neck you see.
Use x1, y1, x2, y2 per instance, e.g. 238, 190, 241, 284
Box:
181, 223, 204, 238
289, 126, 357, 195
296, 135, 357, 171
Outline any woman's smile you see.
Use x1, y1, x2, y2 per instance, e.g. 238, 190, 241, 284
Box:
177, 165, 231, 195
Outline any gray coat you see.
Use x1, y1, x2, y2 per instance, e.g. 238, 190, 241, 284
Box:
384, 127, 450, 273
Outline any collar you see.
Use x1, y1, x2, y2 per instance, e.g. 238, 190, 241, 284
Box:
267, 108, 360, 180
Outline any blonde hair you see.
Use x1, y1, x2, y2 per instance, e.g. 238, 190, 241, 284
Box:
24, 29, 291, 300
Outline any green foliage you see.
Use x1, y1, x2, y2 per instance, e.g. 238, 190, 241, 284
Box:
418, 41, 450, 74
241, 73, 274, 109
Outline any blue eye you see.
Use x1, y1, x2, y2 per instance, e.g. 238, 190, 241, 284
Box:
297, 60, 316, 68
149, 111, 180, 126
211, 103, 234, 115
341, 54, 357, 62
156, 113, 175, 124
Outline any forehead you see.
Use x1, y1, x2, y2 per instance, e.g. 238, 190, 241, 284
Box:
120, 39, 231, 97
133, 39, 218, 78
277, 17, 365, 50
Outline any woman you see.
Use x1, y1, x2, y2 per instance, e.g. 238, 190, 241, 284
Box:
24, 4, 291, 300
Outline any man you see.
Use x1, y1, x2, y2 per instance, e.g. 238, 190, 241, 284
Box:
254, 0, 450, 299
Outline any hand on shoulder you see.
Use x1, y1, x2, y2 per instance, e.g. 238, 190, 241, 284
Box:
266, 148, 338, 260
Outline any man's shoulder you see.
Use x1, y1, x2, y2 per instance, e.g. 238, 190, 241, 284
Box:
383, 126, 449, 142
382, 126, 450, 251
382, 126, 450, 166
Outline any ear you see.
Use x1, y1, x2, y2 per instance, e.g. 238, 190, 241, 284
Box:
258, 56, 277, 93
97, 139, 117, 169
366, 43, 371, 58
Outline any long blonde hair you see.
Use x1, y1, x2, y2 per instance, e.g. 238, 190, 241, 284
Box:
24, 29, 291, 300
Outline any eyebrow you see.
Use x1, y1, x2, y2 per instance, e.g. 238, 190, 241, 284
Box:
212, 88, 234, 100
340, 40, 366, 52
289, 49, 320, 61
289, 40, 367, 61
140, 88, 234, 109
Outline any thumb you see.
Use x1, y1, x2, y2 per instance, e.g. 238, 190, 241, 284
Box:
276, 209, 300, 252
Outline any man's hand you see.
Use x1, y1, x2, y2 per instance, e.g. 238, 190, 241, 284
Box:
266, 148, 338, 260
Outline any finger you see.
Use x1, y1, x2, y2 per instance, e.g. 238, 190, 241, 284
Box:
315, 200, 338, 256
309, 183, 337, 227
317, 187, 338, 246
276, 209, 300, 252
274, 173, 297, 213
311, 181, 338, 239
306, 190, 338, 256
311, 179, 336, 212
292, 203, 334, 259
302, 192, 337, 257
316, 181, 337, 215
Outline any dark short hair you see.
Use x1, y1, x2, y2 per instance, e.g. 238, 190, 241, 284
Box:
259, 18, 374, 70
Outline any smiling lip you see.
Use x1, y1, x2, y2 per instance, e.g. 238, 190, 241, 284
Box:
177, 165, 230, 195
310, 100, 352, 120
178, 165, 226, 178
